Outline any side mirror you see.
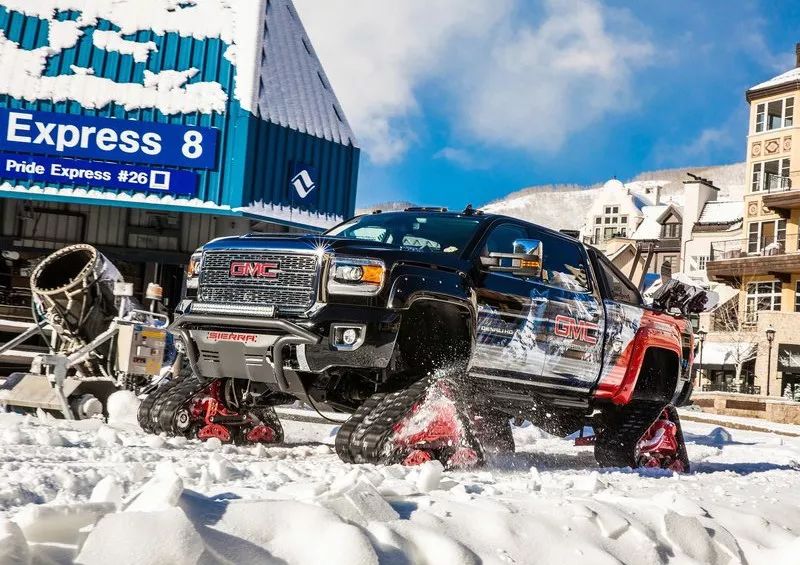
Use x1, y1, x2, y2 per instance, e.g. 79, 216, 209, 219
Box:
481, 239, 543, 278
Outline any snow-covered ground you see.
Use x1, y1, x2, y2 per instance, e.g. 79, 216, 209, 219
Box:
1, 403, 800, 564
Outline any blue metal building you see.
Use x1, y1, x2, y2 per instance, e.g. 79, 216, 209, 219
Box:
0, 0, 359, 311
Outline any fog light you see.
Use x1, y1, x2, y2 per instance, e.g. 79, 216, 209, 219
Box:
331, 324, 366, 350
342, 328, 358, 345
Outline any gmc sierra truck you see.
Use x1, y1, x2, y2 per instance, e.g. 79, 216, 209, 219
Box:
139, 207, 708, 470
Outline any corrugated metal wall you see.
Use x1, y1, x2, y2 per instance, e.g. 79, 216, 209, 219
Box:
0, 5, 359, 220
0, 199, 218, 256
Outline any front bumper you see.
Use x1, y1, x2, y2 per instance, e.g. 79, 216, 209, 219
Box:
170, 302, 401, 393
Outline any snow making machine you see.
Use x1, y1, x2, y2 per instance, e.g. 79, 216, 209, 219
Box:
0, 244, 173, 419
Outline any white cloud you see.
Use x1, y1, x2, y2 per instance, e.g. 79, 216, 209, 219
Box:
294, 0, 652, 162
293, 0, 506, 164
433, 147, 488, 170
454, 0, 653, 152
654, 108, 747, 167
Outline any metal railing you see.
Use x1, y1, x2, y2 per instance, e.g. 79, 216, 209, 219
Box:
583, 232, 628, 246
709, 237, 788, 261
762, 174, 792, 194
701, 383, 761, 395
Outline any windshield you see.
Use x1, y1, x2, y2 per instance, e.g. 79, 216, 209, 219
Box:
325, 213, 482, 254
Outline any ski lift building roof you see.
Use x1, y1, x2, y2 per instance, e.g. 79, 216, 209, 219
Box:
0, 0, 360, 230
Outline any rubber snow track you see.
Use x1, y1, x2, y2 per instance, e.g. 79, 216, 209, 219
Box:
1, 406, 800, 564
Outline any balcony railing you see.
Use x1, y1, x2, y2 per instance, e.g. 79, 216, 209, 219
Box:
701, 383, 761, 395
762, 174, 792, 194
583, 232, 627, 246
709, 237, 787, 261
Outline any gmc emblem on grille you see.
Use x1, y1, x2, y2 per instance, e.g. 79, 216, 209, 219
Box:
229, 261, 281, 279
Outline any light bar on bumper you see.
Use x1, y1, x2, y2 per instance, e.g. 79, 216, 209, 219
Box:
189, 302, 276, 317
327, 256, 385, 296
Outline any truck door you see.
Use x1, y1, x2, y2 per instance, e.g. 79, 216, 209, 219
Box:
533, 230, 605, 393
472, 222, 549, 383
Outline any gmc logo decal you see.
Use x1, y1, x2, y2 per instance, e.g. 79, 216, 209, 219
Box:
229, 261, 280, 279
554, 315, 599, 345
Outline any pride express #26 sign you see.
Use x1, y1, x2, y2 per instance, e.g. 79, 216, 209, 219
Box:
0, 108, 218, 169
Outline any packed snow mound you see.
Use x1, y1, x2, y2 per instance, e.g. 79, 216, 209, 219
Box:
106, 391, 141, 427
0, 410, 799, 563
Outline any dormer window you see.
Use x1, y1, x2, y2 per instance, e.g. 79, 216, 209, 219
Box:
755, 97, 794, 133
663, 222, 682, 239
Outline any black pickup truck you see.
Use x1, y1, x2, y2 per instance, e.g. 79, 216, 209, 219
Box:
139, 207, 707, 470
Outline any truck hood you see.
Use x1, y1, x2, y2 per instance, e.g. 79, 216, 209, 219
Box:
201, 233, 470, 271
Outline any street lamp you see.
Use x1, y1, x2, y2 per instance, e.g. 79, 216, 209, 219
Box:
696, 329, 707, 390
765, 326, 776, 396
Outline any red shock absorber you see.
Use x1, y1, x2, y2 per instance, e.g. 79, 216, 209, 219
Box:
196, 380, 235, 443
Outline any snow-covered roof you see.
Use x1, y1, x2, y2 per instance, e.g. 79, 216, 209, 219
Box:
697, 341, 757, 368
750, 67, 800, 93
629, 204, 683, 241
0, 182, 341, 229
697, 201, 744, 225
256, 0, 356, 146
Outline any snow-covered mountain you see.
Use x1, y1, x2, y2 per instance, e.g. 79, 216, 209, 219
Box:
357, 163, 746, 231
482, 163, 745, 231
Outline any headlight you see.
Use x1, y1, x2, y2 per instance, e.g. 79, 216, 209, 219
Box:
327, 257, 385, 296
186, 251, 203, 289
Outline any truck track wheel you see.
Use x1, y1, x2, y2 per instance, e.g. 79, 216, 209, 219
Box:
594, 402, 689, 472
237, 406, 285, 445
335, 376, 486, 469
634, 405, 690, 472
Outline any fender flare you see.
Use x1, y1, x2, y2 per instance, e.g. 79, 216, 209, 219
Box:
596, 312, 684, 405
387, 266, 478, 339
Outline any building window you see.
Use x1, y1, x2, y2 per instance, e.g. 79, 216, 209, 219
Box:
748, 219, 786, 254
690, 255, 708, 271
755, 96, 794, 133
796, 281, 800, 313
594, 207, 627, 243
662, 222, 682, 239
752, 158, 791, 192
746, 281, 782, 323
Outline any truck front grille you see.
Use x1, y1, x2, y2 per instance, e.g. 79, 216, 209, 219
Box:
198, 251, 319, 313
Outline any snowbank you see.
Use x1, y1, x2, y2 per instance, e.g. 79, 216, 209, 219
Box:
0, 412, 799, 563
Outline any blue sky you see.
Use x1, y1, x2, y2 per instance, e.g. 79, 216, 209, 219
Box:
295, 0, 800, 209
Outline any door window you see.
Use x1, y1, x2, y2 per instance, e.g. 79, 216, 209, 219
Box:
595, 253, 641, 305
535, 231, 591, 292
482, 223, 529, 256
